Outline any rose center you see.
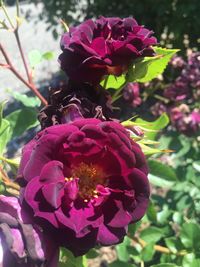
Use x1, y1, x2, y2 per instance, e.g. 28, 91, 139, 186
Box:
71, 163, 106, 202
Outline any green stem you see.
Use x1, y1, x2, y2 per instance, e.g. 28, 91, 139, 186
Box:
2, 4, 15, 29
111, 81, 127, 103
153, 94, 170, 103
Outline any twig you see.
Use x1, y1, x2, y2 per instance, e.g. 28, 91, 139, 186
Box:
132, 236, 187, 256
0, 165, 20, 192
14, 30, 32, 83
0, 43, 47, 105
0, 1, 47, 105
13, 0, 32, 83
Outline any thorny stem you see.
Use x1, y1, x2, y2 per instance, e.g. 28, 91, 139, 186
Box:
0, 43, 47, 105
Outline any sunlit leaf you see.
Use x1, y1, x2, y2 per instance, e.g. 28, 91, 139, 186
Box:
128, 47, 179, 83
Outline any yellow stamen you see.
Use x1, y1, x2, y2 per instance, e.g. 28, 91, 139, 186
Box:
71, 162, 106, 201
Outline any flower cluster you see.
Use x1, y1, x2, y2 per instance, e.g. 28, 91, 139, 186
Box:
170, 105, 200, 136
0, 16, 154, 265
59, 16, 157, 84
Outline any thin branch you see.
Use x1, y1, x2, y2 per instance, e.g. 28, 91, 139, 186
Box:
14, 30, 32, 83
1, 4, 15, 29
0, 43, 47, 105
0, 63, 10, 68
14, 0, 32, 83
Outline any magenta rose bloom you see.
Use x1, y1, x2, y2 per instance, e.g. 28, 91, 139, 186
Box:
0, 195, 58, 267
18, 118, 149, 256
59, 17, 157, 84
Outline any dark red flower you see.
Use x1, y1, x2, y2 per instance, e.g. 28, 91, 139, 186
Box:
59, 17, 157, 84
0, 195, 58, 267
17, 118, 149, 256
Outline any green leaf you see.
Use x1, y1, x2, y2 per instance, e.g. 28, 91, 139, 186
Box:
109, 261, 136, 267
5, 108, 39, 138
85, 249, 99, 259
150, 264, 180, 267
42, 51, 55, 60
128, 47, 179, 83
0, 183, 6, 194
100, 74, 126, 90
180, 223, 200, 250
0, 101, 7, 128
183, 253, 200, 267
0, 119, 11, 155
157, 206, 172, 225
28, 49, 42, 68
116, 236, 131, 262
147, 200, 157, 223
135, 113, 169, 140
9, 91, 41, 108
128, 221, 141, 236
141, 242, 155, 262
59, 248, 87, 267
148, 159, 177, 188
165, 237, 183, 254
140, 226, 164, 243
193, 161, 200, 173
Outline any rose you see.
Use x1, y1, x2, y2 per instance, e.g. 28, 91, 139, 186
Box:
59, 16, 157, 84
170, 105, 200, 136
17, 118, 149, 256
123, 82, 142, 107
0, 195, 58, 267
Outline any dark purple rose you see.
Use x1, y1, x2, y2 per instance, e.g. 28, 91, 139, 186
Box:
59, 17, 157, 84
123, 83, 142, 107
17, 118, 149, 256
0, 195, 58, 267
38, 80, 113, 129
170, 105, 200, 136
